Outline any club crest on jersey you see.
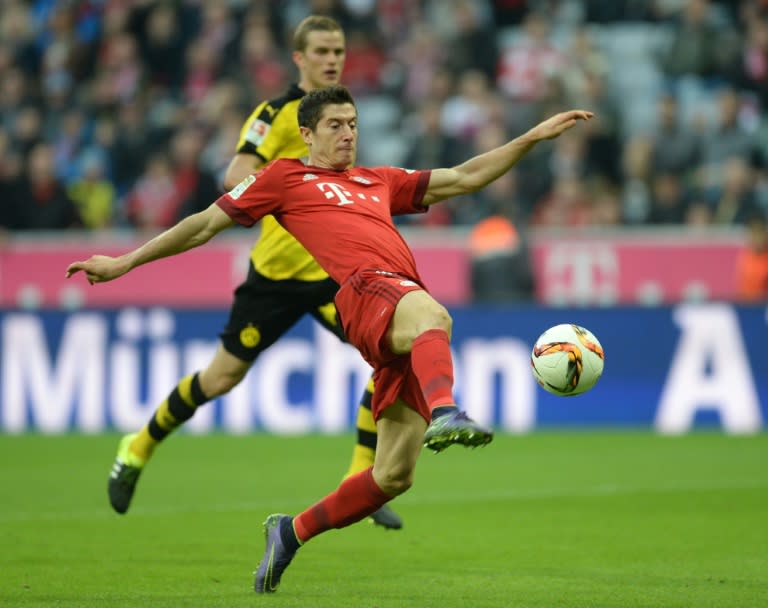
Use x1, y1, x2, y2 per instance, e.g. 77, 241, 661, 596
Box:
303, 173, 318, 181
247, 119, 270, 145
228, 174, 256, 199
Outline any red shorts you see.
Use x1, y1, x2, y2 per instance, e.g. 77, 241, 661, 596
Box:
335, 269, 431, 423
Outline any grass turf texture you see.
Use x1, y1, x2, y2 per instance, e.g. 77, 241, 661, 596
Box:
0, 432, 765, 608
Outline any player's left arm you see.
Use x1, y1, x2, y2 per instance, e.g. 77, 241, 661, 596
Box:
65, 204, 235, 284
421, 110, 593, 206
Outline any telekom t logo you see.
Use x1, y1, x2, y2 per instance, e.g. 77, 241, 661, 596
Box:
317, 182, 355, 206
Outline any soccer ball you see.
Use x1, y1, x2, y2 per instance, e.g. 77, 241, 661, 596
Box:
531, 324, 605, 396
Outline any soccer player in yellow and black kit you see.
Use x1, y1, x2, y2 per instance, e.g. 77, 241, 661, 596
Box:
107, 15, 402, 529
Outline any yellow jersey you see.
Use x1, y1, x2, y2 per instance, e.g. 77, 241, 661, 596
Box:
235, 83, 328, 281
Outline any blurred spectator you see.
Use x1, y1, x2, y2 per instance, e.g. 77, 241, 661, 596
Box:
529, 175, 592, 227
560, 27, 609, 103
98, 31, 143, 103
52, 108, 88, 183
0, 1, 39, 74
548, 131, 589, 181
0, 68, 31, 132
735, 212, 768, 301
394, 23, 446, 106
342, 29, 387, 95
183, 39, 220, 107
200, 107, 246, 184
67, 151, 116, 229
589, 180, 623, 226
0, 129, 23, 230
647, 172, 689, 224
197, 1, 238, 61
169, 127, 220, 219
441, 0, 499, 80
440, 69, 501, 141
727, 11, 768, 108
11, 105, 44, 158
7, 142, 80, 230
123, 152, 181, 230
660, 0, 739, 79
402, 100, 464, 170
685, 199, 715, 227
650, 92, 700, 175
701, 88, 757, 169
469, 214, 536, 303
139, 3, 186, 92
238, 21, 289, 101
578, 72, 622, 181
496, 11, 565, 105
707, 157, 761, 224
111, 101, 152, 194
621, 136, 654, 223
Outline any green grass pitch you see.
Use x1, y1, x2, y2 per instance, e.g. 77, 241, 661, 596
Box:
0, 432, 766, 608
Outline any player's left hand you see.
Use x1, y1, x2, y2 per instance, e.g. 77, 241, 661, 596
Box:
65, 255, 129, 284
528, 110, 594, 141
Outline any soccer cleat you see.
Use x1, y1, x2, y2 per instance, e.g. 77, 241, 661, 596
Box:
423, 409, 494, 454
369, 504, 403, 530
254, 514, 299, 594
108, 433, 144, 514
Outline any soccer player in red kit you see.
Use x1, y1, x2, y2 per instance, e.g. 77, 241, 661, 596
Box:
66, 86, 592, 593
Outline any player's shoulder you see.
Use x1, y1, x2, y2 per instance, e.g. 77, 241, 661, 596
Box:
355, 166, 419, 180
260, 157, 305, 176
253, 83, 305, 125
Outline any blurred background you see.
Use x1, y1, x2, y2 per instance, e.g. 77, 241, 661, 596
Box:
0, 0, 766, 434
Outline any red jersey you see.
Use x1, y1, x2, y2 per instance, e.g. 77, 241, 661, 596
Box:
216, 158, 431, 285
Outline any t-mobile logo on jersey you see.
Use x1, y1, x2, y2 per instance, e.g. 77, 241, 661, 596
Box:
316, 182, 355, 206
316, 182, 380, 206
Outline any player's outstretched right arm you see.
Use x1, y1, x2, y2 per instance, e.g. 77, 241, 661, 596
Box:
65, 203, 235, 284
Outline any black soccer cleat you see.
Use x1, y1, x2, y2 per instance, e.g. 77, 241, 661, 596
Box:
369, 504, 403, 530
423, 409, 494, 454
108, 434, 144, 514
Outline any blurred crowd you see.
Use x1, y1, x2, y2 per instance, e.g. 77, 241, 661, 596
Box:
0, 0, 767, 234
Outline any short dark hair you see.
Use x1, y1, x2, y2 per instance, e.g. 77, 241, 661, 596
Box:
293, 15, 343, 51
298, 85, 356, 131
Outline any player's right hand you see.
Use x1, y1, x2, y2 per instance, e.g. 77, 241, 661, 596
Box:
65, 255, 129, 284
529, 110, 594, 141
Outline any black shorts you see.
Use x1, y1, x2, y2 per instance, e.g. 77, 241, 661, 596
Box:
220, 266, 346, 362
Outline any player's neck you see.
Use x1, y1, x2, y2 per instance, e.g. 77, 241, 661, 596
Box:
305, 155, 352, 172
297, 79, 321, 93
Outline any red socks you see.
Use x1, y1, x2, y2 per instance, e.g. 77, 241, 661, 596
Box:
411, 328, 455, 409
293, 467, 390, 542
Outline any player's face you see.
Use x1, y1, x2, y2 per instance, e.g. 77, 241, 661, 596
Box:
303, 103, 357, 170
294, 30, 346, 90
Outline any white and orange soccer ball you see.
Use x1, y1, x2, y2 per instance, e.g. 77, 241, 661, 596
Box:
531, 324, 605, 396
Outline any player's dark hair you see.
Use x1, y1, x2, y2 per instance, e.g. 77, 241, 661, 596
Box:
298, 85, 356, 131
293, 15, 343, 51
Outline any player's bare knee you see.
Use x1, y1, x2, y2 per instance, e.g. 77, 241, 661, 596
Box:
373, 465, 414, 496
429, 305, 452, 336
416, 305, 452, 338
378, 475, 413, 497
